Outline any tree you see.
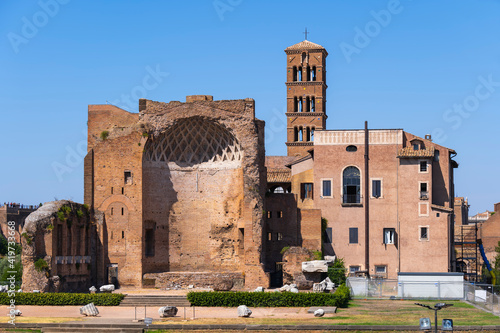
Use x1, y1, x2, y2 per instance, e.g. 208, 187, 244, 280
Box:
328, 258, 347, 286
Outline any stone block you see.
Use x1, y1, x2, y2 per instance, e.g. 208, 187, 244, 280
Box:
99, 284, 115, 292
237, 305, 252, 317
314, 309, 325, 317
158, 306, 178, 317
80, 303, 99, 316
302, 260, 330, 273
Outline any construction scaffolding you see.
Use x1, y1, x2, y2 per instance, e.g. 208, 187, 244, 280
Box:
455, 225, 481, 282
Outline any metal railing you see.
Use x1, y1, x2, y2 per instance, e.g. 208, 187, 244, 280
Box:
464, 282, 500, 316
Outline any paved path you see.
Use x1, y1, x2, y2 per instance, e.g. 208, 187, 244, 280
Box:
16, 305, 311, 321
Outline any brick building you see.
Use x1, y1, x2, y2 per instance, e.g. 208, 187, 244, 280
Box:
264, 39, 459, 281
74, 39, 460, 288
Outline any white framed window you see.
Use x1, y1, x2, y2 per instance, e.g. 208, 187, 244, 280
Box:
383, 228, 395, 244
419, 226, 429, 241
350, 265, 360, 274
419, 202, 429, 216
419, 160, 428, 173
375, 265, 387, 275
321, 178, 333, 198
371, 178, 383, 198
342, 166, 361, 204
419, 182, 429, 200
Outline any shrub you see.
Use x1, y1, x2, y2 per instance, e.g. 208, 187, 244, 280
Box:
187, 287, 350, 308
100, 131, 109, 140
0, 293, 125, 306
280, 246, 290, 255
46, 224, 54, 230
313, 250, 323, 260
21, 233, 32, 245
76, 209, 84, 219
57, 211, 65, 222
34, 259, 48, 272
328, 258, 347, 286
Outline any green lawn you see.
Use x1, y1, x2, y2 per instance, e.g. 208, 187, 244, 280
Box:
322, 299, 499, 326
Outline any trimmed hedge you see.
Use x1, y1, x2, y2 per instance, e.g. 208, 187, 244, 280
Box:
0, 293, 125, 306
187, 284, 351, 308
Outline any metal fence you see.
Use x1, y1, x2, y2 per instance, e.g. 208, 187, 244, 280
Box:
464, 282, 500, 316
347, 278, 499, 316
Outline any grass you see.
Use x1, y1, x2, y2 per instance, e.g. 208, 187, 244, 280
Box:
150, 299, 498, 327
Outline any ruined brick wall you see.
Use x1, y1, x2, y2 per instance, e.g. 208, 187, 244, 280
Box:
21, 201, 96, 292
143, 272, 244, 289
86, 97, 269, 288
264, 193, 299, 272
299, 209, 322, 252
281, 246, 320, 289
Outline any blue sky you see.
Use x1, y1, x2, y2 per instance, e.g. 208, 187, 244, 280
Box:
1, 0, 499, 215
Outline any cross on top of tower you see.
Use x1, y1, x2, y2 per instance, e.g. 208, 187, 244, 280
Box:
303, 28, 309, 40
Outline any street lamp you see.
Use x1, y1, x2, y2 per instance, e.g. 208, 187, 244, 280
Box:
415, 302, 454, 332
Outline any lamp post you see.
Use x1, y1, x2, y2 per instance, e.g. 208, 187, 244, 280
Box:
415, 302, 453, 333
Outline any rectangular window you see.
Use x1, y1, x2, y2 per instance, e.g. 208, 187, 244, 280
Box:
145, 228, 155, 257
420, 161, 428, 172
268, 232, 272, 241
372, 179, 382, 198
420, 226, 429, 241
301, 183, 313, 199
277, 211, 283, 218
349, 227, 358, 244
124, 171, 132, 184
383, 228, 395, 244
375, 265, 387, 274
350, 265, 360, 274
413, 143, 419, 151
277, 233, 283, 241
324, 227, 332, 243
322, 179, 332, 197
420, 182, 428, 200
267, 211, 272, 219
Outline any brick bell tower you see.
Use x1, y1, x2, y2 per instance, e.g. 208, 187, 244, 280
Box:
285, 39, 328, 157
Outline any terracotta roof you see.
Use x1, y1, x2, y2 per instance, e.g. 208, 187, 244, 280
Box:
285, 40, 326, 51
265, 156, 298, 169
431, 204, 453, 213
267, 168, 291, 183
397, 146, 435, 158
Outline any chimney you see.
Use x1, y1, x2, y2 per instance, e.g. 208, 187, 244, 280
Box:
494, 202, 500, 213
425, 134, 432, 141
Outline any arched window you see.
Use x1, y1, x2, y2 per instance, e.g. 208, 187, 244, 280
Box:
302, 52, 307, 64
298, 127, 303, 142
306, 66, 311, 81
305, 96, 310, 112
312, 66, 317, 81
273, 186, 284, 194
343, 166, 361, 204
293, 66, 297, 82
311, 97, 315, 112
294, 127, 298, 142
298, 97, 303, 112
306, 127, 311, 141
298, 66, 303, 81
293, 97, 298, 112
311, 127, 315, 141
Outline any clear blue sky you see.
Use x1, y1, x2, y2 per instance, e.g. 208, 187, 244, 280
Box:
1, 0, 499, 215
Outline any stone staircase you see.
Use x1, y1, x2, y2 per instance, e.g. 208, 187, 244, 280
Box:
119, 294, 191, 307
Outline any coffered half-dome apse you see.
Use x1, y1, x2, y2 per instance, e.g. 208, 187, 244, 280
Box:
142, 117, 245, 273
